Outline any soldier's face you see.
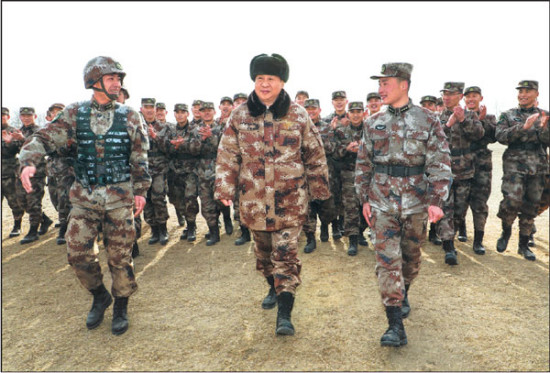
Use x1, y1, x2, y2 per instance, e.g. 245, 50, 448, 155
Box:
141, 105, 156, 122
234, 98, 247, 108
464, 92, 483, 110
96, 74, 122, 97
116, 91, 126, 104
367, 98, 382, 113
2, 114, 9, 127
50, 108, 62, 118
332, 98, 348, 113
201, 108, 215, 122
255, 75, 284, 106
305, 106, 321, 121
20, 114, 36, 126
441, 91, 463, 109
517, 88, 538, 108
219, 102, 233, 116
378, 77, 407, 106
348, 110, 363, 126
174, 110, 189, 124
156, 109, 167, 121
192, 105, 202, 119
295, 94, 308, 107
421, 101, 437, 112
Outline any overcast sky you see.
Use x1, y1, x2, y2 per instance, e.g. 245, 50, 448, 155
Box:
2, 1, 549, 124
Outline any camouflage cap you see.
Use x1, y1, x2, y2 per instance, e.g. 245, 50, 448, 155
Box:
332, 91, 347, 99
141, 98, 156, 106
156, 102, 167, 110
370, 62, 413, 80
174, 103, 189, 112
464, 86, 482, 95
304, 99, 320, 108
220, 96, 233, 104
441, 82, 465, 93
516, 80, 538, 91
233, 93, 248, 101
348, 101, 364, 111
19, 107, 35, 115
250, 53, 289, 82
2, 107, 9, 115
296, 90, 309, 98
48, 103, 65, 111
436, 98, 444, 106
200, 102, 215, 111
420, 95, 437, 104
366, 92, 381, 101
192, 99, 203, 106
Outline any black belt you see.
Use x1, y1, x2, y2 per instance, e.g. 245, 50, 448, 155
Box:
450, 148, 472, 156
508, 143, 541, 151
470, 143, 488, 152
374, 164, 424, 177
175, 154, 197, 160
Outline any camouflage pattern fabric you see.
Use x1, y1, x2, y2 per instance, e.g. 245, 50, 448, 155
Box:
144, 121, 170, 226
46, 158, 58, 212
438, 179, 470, 241
322, 112, 346, 220
537, 173, 550, 216
253, 225, 302, 295
1, 125, 25, 220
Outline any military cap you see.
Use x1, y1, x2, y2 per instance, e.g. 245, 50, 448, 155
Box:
121, 86, 130, 99
332, 91, 347, 99
156, 102, 167, 110
348, 101, 364, 111
174, 103, 189, 112
436, 98, 444, 106
304, 99, 320, 108
366, 92, 381, 101
48, 103, 65, 111
200, 102, 215, 111
420, 95, 437, 104
2, 107, 9, 115
250, 53, 289, 82
19, 107, 35, 115
371, 62, 413, 80
192, 99, 203, 106
141, 98, 156, 106
516, 80, 538, 91
220, 96, 233, 104
233, 93, 248, 101
440, 82, 465, 94
464, 86, 482, 95
296, 90, 309, 98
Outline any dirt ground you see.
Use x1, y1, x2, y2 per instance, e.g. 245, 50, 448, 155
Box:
1, 143, 549, 372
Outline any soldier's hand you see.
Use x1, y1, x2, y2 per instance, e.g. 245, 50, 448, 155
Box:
340, 116, 350, 127
540, 112, 549, 128
199, 126, 212, 140
170, 137, 184, 149
330, 117, 339, 129
20, 166, 36, 193
363, 110, 369, 119
362, 202, 372, 227
479, 105, 487, 121
220, 199, 232, 207
446, 114, 457, 127
523, 113, 540, 130
346, 141, 359, 153
134, 195, 146, 217
2, 130, 12, 143
428, 205, 444, 223
453, 106, 465, 122
148, 125, 157, 139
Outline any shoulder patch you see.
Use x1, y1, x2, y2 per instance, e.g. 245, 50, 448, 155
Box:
375, 124, 386, 130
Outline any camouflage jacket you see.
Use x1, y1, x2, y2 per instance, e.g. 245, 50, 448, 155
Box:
334, 121, 363, 170
21, 124, 47, 177
495, 106, 549, 175
145, 120, 170, 175
163, 121, 199, 174
18, 99, 151, 211
468, 111, 497, 150
355, 101, 452, 215
1, 125, 24, 179
314, 118, 336, 157
214, 89, 331, 231
438, 109, 484, 180
189, 121, 224, 182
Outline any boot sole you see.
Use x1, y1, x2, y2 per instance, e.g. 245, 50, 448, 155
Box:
276, 326, 295, 335
457, 237, 467, 242
347, 250, 357, 256
112, 324, 129, 335
381, 338, 407, 347
445, 255, 458, 265
261, 302, 276, 310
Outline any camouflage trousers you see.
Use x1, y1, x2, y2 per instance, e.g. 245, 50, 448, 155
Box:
438, 178, 471, 241
48, 176, 58, 213
144, 172, 169, 226
2, 176, 24, 221
253, 225, 302, 295
199, 176, 221, 228
371, 208, 427, 307
537, 173, 550, 216
497, 172, 545, 236
303, 196, 336, 234
16, 174, 46, 225
67, 204, 137, 298
233, 189, 241, 225
341, 169, 362, 236
172, 171, 199, 224
166, 167, 176, 206
465, 149, 492, 231
330, 159, 344, 220
54, 172, 75, 225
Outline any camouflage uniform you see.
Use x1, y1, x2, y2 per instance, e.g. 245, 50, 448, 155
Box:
48, 144, 76, 228
18, 98, 151, 297
215, 89, 330, 295
1, 122, 25, 224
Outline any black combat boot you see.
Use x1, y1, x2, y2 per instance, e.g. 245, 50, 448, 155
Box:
55, 222, 61, 228
276, 292, 295, 336
457, 220, 467, 242
262, 275, 277, 309
159, 223, 169, 245
332, 219, 342, 240
358, 229, 368, 246
428, 223, 442, 245
56, 223, 67, 245
111, 297, 129, 335
206, 225, 220, 246
338, 216, 345, 235
38, 213, 53, 235
518, 234, 536, 261
20, 224, 39, 244
234, 225, 251, 245
528, 224, 536, 247
186, 221, 197, 242
496, 223, 512, 253
222, 209, 233, 235
148, 225, 160, 245
131, 242, 140, 258
380, 306, 407, 347
9, 219, 22, 238
472, 230, 485, 255
86, 284, 113, 330
320, 223, 329, 242
443, 240, 458, 265
303, 232, 316, 253
347, 235, 358, 256
180, 228, 188, 240
401, 284, 411, 319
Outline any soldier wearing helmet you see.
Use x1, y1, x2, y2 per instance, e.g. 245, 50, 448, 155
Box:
19, 56, 151, 336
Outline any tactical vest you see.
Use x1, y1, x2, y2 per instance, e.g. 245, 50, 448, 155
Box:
75, 102, 132, 186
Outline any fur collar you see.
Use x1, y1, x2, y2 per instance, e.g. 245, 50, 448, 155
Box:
247, 89, 291, 119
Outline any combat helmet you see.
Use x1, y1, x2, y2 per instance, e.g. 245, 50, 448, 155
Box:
83, 56, 126, 100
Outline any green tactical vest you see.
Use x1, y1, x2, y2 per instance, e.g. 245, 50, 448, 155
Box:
75, 102, 132, 186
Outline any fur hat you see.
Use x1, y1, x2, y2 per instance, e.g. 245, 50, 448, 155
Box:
250, 53, 289, 82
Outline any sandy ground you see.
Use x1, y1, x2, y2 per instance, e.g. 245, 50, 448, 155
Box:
1, 143, 549, 371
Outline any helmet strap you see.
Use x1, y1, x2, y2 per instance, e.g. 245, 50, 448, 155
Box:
92, 77, 120, 101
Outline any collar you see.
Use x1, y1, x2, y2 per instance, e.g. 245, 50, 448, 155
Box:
518, 106, 536, 114
387, 100, 413, 116
247, 89, 291, 119
91, 99, 115, 111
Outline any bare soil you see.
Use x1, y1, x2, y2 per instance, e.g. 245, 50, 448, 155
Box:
2, 143, 548, 371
